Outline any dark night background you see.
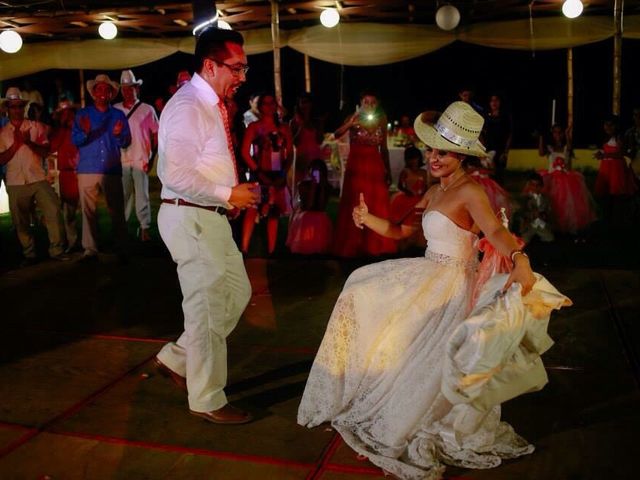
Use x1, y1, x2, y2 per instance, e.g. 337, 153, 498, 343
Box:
5, 37, 640, 149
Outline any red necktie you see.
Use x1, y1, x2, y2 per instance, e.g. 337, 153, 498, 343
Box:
218, 101, 239, 184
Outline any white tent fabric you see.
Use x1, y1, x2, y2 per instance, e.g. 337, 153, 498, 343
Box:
460, 16, 614, 50
1, 16, 639, 81
287, 23, 454, 66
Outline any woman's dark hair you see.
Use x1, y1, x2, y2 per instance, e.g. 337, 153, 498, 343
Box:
526, 171, 544, 184
309, 158, 328, 178
194, 27, 244, 73
257, 92, 279, 125
359, 89, 378, 101
404, 146, 423, 167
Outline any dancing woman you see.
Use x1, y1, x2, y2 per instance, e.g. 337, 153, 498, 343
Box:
298, 102, 570, 480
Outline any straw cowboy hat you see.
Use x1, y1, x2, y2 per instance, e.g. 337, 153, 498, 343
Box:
414, 101, 487, 158
86, 74, 119, 98
2, 87, 28, 108
120, 69, 143, 87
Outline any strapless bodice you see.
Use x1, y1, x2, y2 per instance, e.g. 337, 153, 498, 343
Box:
423, 210, 478, 263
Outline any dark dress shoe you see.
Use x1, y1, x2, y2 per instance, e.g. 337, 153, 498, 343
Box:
153, 357, 187, 391
190, 404, 253, 425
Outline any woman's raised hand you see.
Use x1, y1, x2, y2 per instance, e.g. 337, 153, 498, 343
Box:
352, 193, 368, 229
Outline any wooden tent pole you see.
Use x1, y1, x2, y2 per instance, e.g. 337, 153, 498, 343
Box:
304, 54, 311, 93
567, 48, 574, 132
79, 69, 85, 108
612, 0, 623, 115
270, 0, 282, 107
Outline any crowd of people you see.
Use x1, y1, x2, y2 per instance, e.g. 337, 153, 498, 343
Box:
2, 65, 640, 266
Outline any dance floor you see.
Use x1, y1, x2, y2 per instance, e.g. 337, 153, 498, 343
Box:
0, 246, 639, 479
1, 172, 639, 479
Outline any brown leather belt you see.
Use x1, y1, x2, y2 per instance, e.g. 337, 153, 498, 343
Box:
162, 198, 227, 215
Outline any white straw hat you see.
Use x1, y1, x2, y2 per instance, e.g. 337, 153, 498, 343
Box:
86, 74, 120, 98
2, 87, 28, 108
414, 101, 487, 158
120, 69, 143, 86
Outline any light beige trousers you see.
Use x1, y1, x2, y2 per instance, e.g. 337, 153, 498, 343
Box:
157, 203, 251, 412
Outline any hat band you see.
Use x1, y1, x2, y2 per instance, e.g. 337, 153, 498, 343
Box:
435, 122, 478, 149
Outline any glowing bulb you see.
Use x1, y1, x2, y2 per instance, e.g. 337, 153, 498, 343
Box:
367, 114, 375, 121
320, 8, 340, 28
562, 0, 584, 19
0, 30, 23, 54
435, 5, 461, 31
98, 21, 118, 40
217, 20, 232, 30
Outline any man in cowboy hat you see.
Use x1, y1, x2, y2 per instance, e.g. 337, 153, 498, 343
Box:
155, 27, 259, 425
114, 69, 159, 242
72, 73, 131, 262
0, 87, 67, 266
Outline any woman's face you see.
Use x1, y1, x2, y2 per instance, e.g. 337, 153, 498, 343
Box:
489, 95, 501, 112
360, 95, 378, 113
604, 121, 616, 136
551, 126, 564, 143
259, 95, 277, 117
428, 148, 462, 178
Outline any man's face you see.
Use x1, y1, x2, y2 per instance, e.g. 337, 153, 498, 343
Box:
210, 41, 248, 101
459, 90, 472, 103
7, 102, 24, 122
122, 85, 138, 104
93, 83, 113, 106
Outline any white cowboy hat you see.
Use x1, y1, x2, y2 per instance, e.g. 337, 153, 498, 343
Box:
1, 87, 28, 108
86, 74, 120, 98
414, 101, 487, 158
120, 69, 143, 87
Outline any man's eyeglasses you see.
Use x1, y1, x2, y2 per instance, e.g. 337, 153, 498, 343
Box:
213, 60, 249, 76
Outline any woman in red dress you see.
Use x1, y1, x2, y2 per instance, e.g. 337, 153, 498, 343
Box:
594, 116, 637, 225
332, 91, 396, 257
289, 93, 325, 186
595, 116, 637, 197
241, 93, 293, 254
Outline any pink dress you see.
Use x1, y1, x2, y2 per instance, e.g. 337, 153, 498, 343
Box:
594, 138, 637, 196
332, 124, 397, 257
541, 149, 597, 233
390, 172, 426, 224
469, 168, 512, 219
287, 180, 333, 254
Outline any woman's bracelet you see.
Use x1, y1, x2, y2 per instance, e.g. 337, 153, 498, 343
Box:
510, 249, 529, 265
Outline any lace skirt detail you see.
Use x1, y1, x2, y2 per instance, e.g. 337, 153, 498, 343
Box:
425, 249, 479, 271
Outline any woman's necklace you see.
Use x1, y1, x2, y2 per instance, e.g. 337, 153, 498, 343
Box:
439, 169, 466, 192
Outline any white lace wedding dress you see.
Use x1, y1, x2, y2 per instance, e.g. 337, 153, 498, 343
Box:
298, 210, 570, 480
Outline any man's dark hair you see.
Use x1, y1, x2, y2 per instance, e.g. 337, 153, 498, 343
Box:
194, 27, 244, 73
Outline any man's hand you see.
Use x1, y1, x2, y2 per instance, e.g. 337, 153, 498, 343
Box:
12, 128, 25, 150
229, 182, 260, 210
113, 120, 123, 136
78, 115, 91, 134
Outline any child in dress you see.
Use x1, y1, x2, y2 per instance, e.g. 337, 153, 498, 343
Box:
594, 116, 637, 224
465, 156, 513, 220
286, 159, 333, 254
389, 146, 428, 250
538, 124, 597, 234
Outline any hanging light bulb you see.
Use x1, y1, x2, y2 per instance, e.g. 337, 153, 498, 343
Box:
0, 30, 23, 54
562, 0, 584, 19
217, 20, 232, 30
98, 21, 118, 40
435, 5, 461, 31
320, 8, 340, 28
